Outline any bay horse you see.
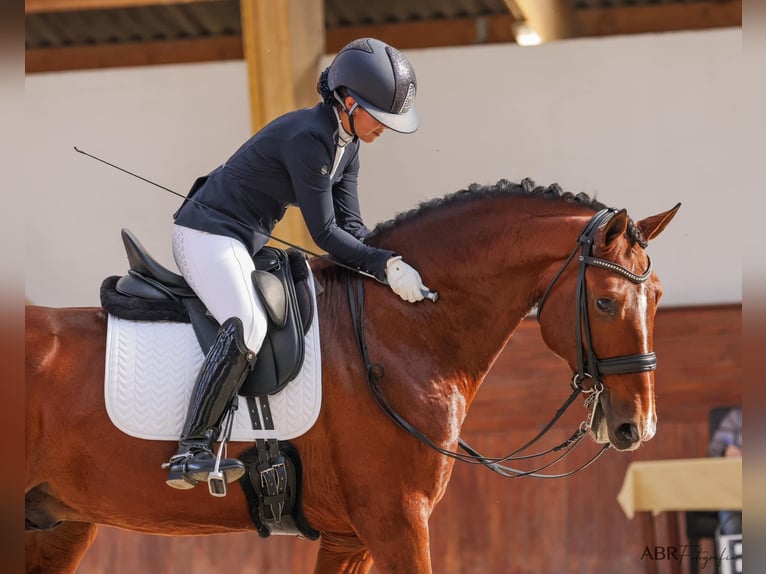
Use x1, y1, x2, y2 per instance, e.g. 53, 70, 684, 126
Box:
25, 179, 679, 573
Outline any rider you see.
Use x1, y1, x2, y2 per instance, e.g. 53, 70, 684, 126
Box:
165, 38, 431, 490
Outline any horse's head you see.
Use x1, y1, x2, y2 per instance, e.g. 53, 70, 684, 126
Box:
537, 203, 681, 451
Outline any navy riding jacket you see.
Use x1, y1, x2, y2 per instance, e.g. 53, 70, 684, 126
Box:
174, 103, 394, 279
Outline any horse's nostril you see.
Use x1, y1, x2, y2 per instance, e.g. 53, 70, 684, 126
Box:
617, 422, 640, 444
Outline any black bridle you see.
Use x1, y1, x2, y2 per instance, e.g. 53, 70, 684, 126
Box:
347, 208, 656, 478
536, 208, 657, 388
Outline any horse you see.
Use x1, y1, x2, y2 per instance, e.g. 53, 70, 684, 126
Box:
25, 178, 680, 573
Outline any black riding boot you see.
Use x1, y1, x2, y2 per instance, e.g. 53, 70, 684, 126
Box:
165, 317, 256, 491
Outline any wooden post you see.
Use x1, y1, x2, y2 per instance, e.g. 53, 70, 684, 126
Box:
239, 0, 324, 252
507, 0, 580, 42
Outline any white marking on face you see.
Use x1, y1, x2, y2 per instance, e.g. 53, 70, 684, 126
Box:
636, 281, 656, 441
594, 417, 610, 444
637, 282, 649, 350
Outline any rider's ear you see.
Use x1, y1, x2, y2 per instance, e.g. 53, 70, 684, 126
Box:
636, 203, 682, 242
601, 209, 628, 247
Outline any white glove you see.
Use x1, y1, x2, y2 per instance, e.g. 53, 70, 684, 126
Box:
385, 256, 427, 303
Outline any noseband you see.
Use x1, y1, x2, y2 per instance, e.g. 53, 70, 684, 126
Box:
536, 208, 657, 392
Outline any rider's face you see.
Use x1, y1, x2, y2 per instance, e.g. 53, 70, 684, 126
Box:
342, 98, 386, 143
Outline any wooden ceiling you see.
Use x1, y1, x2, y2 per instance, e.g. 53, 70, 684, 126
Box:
26, 0, 741, 73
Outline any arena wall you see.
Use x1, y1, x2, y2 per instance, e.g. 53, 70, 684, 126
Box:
25, 28, 742, 308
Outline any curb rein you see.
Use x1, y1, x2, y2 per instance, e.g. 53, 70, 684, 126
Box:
347, 208, 656, 479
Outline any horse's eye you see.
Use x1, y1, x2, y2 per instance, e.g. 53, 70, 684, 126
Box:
596, 298, 615, 314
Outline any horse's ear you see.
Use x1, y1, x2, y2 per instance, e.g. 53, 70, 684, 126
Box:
602, 209, 628, 247
637, 202, 682, 242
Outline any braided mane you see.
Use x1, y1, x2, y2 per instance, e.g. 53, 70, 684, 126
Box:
368, 178, 647, 247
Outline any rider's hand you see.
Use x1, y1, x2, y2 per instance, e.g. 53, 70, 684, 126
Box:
385, 256, 428, 303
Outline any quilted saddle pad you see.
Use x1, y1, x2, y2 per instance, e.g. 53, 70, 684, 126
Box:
104, 278, 322, 441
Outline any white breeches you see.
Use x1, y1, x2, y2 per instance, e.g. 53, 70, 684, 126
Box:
172, 224, 268, 353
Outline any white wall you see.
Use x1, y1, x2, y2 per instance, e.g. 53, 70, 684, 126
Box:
25, 28, 743, 308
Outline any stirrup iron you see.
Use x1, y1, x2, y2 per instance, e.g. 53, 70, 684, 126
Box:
208, 401, 237, 497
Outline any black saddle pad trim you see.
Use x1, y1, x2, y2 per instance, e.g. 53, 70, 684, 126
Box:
100, 275, 190, 323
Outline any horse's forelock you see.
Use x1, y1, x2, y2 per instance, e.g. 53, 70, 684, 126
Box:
626, 221, 648, 249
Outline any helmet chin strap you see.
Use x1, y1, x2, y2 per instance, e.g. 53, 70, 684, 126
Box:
346, 103, 359, 137
334, 92, 359, 138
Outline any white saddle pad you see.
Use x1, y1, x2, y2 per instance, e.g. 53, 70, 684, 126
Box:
104, 276, 322, 442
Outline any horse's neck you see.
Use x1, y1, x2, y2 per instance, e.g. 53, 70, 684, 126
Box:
382, 200, 591, 397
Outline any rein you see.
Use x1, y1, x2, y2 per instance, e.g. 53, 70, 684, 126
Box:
347, 277, 605, 478
347, 208, 656, 478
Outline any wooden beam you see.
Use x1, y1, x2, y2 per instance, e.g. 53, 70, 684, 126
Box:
240, 0, 294, 128
24, 15, 516, 75
25, 36, 242, 73
280, 0, 324, 249
326, 14, 518, 53
25, 0, 225, 15
508, 0, 740, 43
572, 1, 742, 38
240, 0, 321, 250
288, 0, 325, 110
26, 2, 739, 75
508, 0, 578, 42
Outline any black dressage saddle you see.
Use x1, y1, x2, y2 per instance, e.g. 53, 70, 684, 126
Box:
102, 228, 315, 396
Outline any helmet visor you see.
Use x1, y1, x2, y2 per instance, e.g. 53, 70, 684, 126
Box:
349, 89, 419, 134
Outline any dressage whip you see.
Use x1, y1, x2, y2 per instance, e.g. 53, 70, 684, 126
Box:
74, 146, 438, 302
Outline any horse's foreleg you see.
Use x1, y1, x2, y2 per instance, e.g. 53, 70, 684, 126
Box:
313, 520, 432, 574
314, 532, 373, 574
25, 521, 98, 574
352, 508, 434, 574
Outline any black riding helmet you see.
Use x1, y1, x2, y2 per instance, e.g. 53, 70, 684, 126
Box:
327, 38, 418, 134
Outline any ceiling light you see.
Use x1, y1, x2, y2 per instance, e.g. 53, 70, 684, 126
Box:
513, 21, 542, 47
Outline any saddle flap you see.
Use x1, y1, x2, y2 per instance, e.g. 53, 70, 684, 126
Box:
240, 248, 307, 397
253, 270, 288, 329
